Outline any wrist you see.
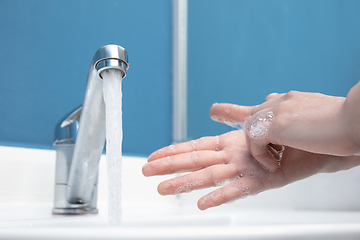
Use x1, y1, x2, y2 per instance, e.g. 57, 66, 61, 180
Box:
320, 154, 360, 173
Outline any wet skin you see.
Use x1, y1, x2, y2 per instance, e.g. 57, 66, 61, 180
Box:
143, 130, 360, 210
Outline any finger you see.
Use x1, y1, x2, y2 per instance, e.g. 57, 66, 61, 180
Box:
143, 150, 226, 177
157, 164, 241, 195
251, 141, 279, 171
148, 135, 221, 162
210, 103, 253, 126
244, 110, 274, 142
197, 176, 265, 210
243, 110, 281, 170
251, 93, 285, 115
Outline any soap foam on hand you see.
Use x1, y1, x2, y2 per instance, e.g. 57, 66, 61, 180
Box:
102, 69, 123, 227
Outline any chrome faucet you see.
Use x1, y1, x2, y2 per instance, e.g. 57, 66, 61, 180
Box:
53, 45, 129, 214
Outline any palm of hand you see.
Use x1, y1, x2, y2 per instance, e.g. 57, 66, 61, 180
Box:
143, 130, 328, 210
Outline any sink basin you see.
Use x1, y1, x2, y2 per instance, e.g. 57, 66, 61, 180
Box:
1, 146, 360, 239
1, 202, 360, 240
1, 203, 360, 240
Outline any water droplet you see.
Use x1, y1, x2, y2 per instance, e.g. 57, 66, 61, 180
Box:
168, 145, 175, 153
189, 140, 197, 151
215, 135, 220, 151
191, 151, 199, 165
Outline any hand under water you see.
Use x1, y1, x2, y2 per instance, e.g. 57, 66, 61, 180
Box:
142, 130, 360, 210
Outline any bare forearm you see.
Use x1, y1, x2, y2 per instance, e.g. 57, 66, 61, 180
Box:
343, 81, 360, 155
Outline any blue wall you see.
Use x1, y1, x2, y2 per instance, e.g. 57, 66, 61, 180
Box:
0, 0, 171, 156
1, 0, 360, 155
187, 0, 360, 140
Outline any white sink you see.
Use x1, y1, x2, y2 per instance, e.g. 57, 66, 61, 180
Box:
1, 203, 360, 240
1, 146, 360, 239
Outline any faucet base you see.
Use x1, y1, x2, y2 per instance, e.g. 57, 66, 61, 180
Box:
52, 207, 98, 215
53, 143, 99, 216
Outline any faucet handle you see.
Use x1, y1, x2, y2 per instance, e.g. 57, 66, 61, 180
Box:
61, 106, 82, 128
54, 106, 82, 145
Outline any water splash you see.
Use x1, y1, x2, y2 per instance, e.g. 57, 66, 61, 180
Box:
102, 69, 123, 226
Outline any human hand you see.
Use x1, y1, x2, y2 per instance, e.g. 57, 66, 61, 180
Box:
142, 130, 360, 210
210, 91, 356, 171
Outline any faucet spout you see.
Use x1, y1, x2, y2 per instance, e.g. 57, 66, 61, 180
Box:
65, 45, 129, 205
